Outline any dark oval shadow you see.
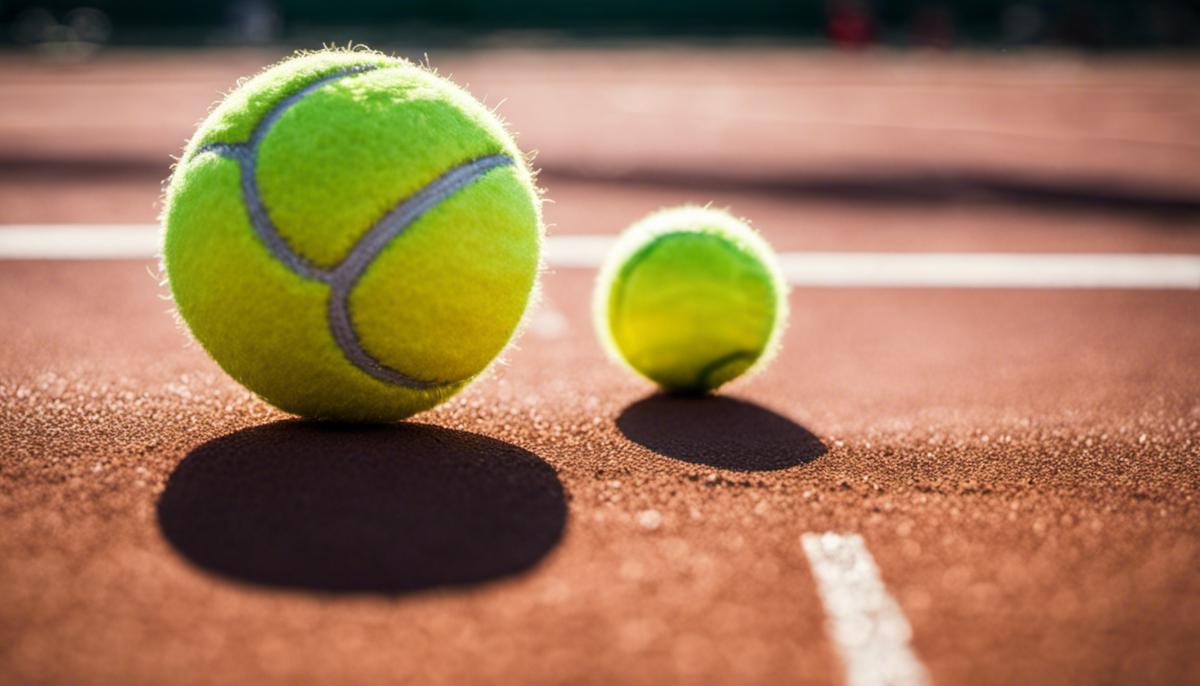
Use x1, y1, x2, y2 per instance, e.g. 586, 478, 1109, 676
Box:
616, 395, 827, 471
157, 421, 566, 595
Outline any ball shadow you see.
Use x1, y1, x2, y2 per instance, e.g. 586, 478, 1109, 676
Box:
616, 395, 827, 471
157, 421, 567, 595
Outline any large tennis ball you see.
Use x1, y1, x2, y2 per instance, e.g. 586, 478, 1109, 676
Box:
162, 48, 542, 422
594, 206, 788, 393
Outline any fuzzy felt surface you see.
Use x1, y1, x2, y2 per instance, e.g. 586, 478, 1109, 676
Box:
594, 206, 788, 392
163, 48, 541, 422
254, 65, 524, 269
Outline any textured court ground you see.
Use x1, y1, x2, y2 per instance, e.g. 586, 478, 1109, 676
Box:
1, 49, 1199, 685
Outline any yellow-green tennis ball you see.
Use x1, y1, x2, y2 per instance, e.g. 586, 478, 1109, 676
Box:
162, 48, 542, 422
594, 206, 788, 393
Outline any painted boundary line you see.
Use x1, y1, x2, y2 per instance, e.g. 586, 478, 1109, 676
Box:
0, 225, 161, 259
3, 225, 1199, 289
546, 235, 1200, 289
802, 532, 930, 686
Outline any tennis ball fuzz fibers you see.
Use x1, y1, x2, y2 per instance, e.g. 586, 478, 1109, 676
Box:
162, 49, 542, 422
594, 206, 788, 393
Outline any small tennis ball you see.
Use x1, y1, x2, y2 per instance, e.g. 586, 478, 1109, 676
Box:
594, 206, 788, 393
162, 48, 542, 422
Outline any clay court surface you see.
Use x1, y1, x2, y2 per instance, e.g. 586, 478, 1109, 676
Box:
2, 49, 1199, 684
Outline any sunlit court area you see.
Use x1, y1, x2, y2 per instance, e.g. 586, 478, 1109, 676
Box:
1, 2, 1198, 685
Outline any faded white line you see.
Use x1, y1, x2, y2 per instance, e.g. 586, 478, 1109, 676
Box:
3, 225, 1198, 289
778, 251, 1200, 289
542, 234, 617, 268
0, 224, 161, 259
802, 532, 929, 686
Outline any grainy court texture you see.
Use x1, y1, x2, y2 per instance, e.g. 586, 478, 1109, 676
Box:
2, 49, 1199, 685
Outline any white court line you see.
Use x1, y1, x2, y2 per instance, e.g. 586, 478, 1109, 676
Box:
802, 532, 930, 686
778, 252, 1200, 289
0, 224, 161, 259
2, 224, 1199, 289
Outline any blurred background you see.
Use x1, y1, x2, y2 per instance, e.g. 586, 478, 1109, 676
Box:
2, 1, 1199, 51
0, 1, 1197, 252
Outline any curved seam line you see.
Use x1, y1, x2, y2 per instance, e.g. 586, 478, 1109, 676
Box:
195, 65, 380, 281
188, 64, 517, 390
695, 349, 760, 389
325, 154, 513, 390
610, 231, 773, 389
607, 231, 678, 349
